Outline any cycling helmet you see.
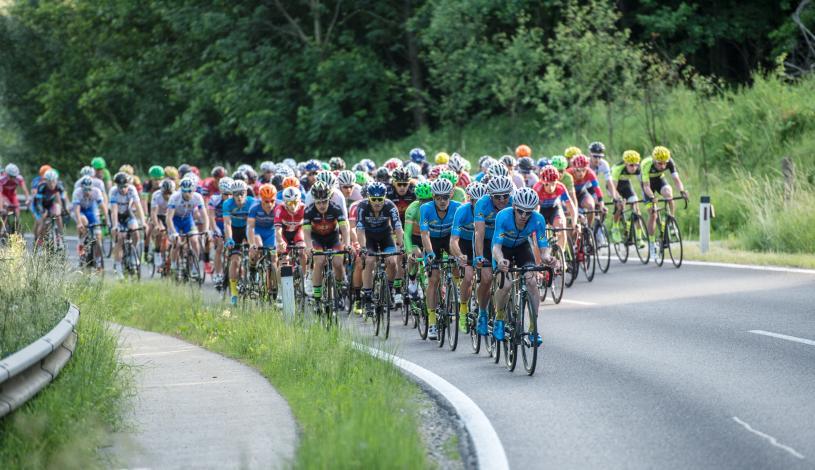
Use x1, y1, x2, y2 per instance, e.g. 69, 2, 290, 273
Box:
487, 175, 513, 195
297, 162, 308, 174
415, 181, 432, 200
258, 183, 277, 202
190, 166, 201, 176
113, 172, 129, 186
319, 162, 329, 171
4, 164, 19, 177
149, 165, 165, 179
231, 179, 248, 194
466, 182, 488, 201
80, 176, 94, 189
179, 178, 195, 192
572, 154, 590, 168
540, 166, 560, 183
488, 163, 509, 178
434, 152, 450, 165
310, 180, 331, 201
236, 163, 253, 174
409, 148, 426, 163
374, 167, 390, 183
38, 165, 52, 177
430, 178, 453, 195
564, 146, 581, 159
337, 170, 356, 186
428, 164, 446, 180
164, 166, 179, 179
405, 162, 421, 179
282, 187, 300, 203
211, 166, 226, 178
391, 167, 410, 183
91, 157, 106, 170
515, 144, 532, 158
536, 157, 550, 169
478, 155, 492, 168
79, 166, 94, 178
589, 141, 605, 155
384, 158, 402, 171
514, 187, 539, 211
462, 159, 472, 172
283, 158, 297, 170
652, 146, 671, 162
44, 169, 59, 182
304, 159, 321, 172
316, 170, 336, 188
260, 161, 274, 173
178, 164, 191, 177
354, 170, 369, 186
551, 155, 568, 171
360, 159, 376, 172
218, 177, 233, 194
271, 174, 284, 189
499, 155, 516, 167
282, 176, 299, 189
231, 170, 246, 181
329, 156, 346, 171
351, 162, 364, 172
185, 173, 200, 187
623, 150, 641, 165
439, 170, 458, 186
245, 169, 258, 182
447, 155, 465, 173
518, 157, 535, 173
367, 181, 387, 198
275, 164, 293, 177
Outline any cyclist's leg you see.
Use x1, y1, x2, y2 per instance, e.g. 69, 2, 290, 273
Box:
311, 238, 327, 299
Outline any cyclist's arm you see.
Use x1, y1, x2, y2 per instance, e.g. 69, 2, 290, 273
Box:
223, 215, 233, 241
197, 204, 209, 233
473, 221, 485, 258
420, 230, 432, 255
339, 220, 350, 247
247, 217, 256, 246
404, 221, 415, 251
153, 207, 162, 228
449, 234, 462, 258
166, 208, 177, 235
133, 194, 147, 226
111, 203, 120, 228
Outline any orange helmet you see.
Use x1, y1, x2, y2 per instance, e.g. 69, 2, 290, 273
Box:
39, 165, 52, 178
515, 145, 532, 158
282, 176, 300, 189
258, 183, 277, 202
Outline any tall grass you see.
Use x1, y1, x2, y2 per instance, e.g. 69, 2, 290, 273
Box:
107, 280, 431, 470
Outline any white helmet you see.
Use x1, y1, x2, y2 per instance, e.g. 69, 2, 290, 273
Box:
184, 172, 199, 186
218, 176, 234, 194
487, 175, 513, 195
231, 179, 248, 193
465, 182, 487, 201
80, 166, 94, 177
448, 154, 465, 173
430, 178, 453, 195
44, 169, 59, 182
316, 170, 337, 188
488, 163, 509, 178
337, 170, 355, 186
260, 161, 274, 173
282, 186, 300, 203
5, 163, 19, 178
283, 158, 297, 170
237, 164, 254, 174
275, 164, 293, 177
514, 187, 539, 211
405, 162, 421, 179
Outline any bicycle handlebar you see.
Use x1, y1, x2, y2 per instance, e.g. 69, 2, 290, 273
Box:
366, 250, 403, 258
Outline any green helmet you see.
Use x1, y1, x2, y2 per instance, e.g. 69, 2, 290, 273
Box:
415, 181, 432, 200
91, 156, 106, 170
440, 170, 458, 185
320, 162, 330, 171
462, 159, 472, 172
354, 170, 369, 186
148, 165, 165, 179
551, 155, 568, 171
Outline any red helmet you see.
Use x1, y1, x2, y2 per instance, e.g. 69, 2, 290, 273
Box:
428, 164, 446, 180
258, 183, 277, 202
384, 158, 402, 171
540, 165, 560, 183
190, 166, 200, 176
572, 154, 590, 168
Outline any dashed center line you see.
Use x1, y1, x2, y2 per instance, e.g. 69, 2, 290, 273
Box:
748, 330, 815, 347
732, 416, 805, 460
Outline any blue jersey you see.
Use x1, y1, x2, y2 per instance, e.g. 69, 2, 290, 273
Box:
474, 194, 513, 240
420, 200, 461, 238
492, 207, 548, 249
223, 196, 256, 228
451, 202, 476, 241
248, 201, 276, 229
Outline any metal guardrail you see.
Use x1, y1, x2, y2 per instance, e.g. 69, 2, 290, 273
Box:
0, 304, 80, 417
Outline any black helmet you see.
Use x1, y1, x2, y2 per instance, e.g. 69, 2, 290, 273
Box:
178, 163, 192, 177
211, 166, 226, 178
231, 170, 246, 181
589, 142, 605, 154
271, 174, 284, 190
391, 167, 410, 183
310, 180, 331, 201
375, 167, 390, 183
518, 157, 535, 173
113, 172, 129, 186
329, 156, 346, 171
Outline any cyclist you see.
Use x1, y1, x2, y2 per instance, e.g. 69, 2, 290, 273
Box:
0, 164, 30, 227
588, 141, 614, 196
91, 156, 112, 190
434, 152, 450, 166
564, 146, 582, 165
439, 170, 466, 202
517, 156, 539, 188
167, 177, 209, 277
403, 182, 433, 299
450, 182, 488, 332
200, 166, 226, 202
110, 172, 147, 278
275, 186, 307, 278
473, 175, 514, 336
533, 165, 577, 250
302, 181, 351, 304
473, 155, 494, 182
329, 156, 346, 172
408, 148, 432, 177
387, 167, 417, 223
142, 165, 165, 260
149, 179, 176, 273
642, 146, 689, 259
32, 169, 67, 247
500, 155, 525, 189
258, 162, 275, 185
72, 176, 108, 265
338, 170, 363, 207
300, 160, 321, 192
609, 150, 645, 243
357, 181, 404, 316
347, 184, 368, 313
208, 177, 233, 287
491, 187, 549, 344
565, 154, 605, 226
223, 180, 256, 304
447, 154, 471, 189
247, 184, 279, 296
305, 171, 349, 220
550, 155, 578, 209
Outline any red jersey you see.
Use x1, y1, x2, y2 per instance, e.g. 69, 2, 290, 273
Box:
274, 202, 304, 232
456, 172, 471, 189
532, 181, 570, 209
566, 168, 603, 199
0, 174, 24, 205
199, 177, 219, 201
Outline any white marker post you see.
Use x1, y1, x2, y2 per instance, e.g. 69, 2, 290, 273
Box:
279, 265, 294, 321
699, 195, 712, 254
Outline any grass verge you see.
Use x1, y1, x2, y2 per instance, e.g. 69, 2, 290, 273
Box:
0, 246, 132, 469
106, 280, 431, 469
683, 240, 815, 270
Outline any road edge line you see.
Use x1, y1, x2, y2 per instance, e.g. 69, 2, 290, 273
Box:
354, 342, 509, 470
682, 260, 815, 275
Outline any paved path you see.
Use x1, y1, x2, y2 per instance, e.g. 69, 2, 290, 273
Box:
110, 326, 298, 469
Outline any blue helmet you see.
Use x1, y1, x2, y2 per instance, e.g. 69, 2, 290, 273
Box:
536, 157, 551, 169
305, 159, 321, 172
367, 181, 387, 198
409, 148, 426, 163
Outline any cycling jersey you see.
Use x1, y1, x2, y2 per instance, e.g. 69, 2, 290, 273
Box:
386, 183, 417, 223
640, 157, 678, 180
0, 174, 25, 206
610, 161, 643, 184
532, 181, 570, 209
304, 201, 346, 236
590, 158, 612, 183
420, 200, 461, 238
451, 201, 477, 241
274, 202, 304, 232
305, 187, 348, 220
452, 186, 466, 203
474, 194, 513, 240
248, 201, 276, 229
566, 167, 603, 199
355, 199, 402, 233
492, 207, 548, 249
109, 185, 140, 215
348, 199, 363, 228
72, 187, 104, 212
34, 181, 65, 212
74, 177, 106, 195
223, 196, 257, 228
559, 172, 575, 192
167, 191, 205, 218
151, 191, 170, 217
521, 172, 539, 188
198, 177, 219, 200
511, 173, 525, 189
455, 172, 471, 189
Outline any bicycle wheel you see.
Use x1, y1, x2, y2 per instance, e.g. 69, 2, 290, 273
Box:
665, 217, 683, 268
595, 223, 611, 273
293, 265, 305, 311
417, 296, 428, 340
436, 283, 446, 348
653, 216, 665, 267
503, 287, 518, 371
613, 221, 629, 263
324, 274, 335, 328
446, 279, 459, 351
488, 303, 500, 364
550, 244, 566, 305
581, 227, 596, 282
189, 252, 203, 286
103, 230, 113, 258
383, 278, 391, 339
373, 275, 382, 336
564, 240, 578, 288
632, 215, 649, 264
520, 293, 539, 376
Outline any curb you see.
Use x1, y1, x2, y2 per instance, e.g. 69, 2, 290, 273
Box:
682, 260, 815, 275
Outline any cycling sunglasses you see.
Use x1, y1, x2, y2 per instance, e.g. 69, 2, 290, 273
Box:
394, 182, 409, 187
515, 208, 533, 217
341, 185, 354, 190
233, 190, 246, 197
492, 193, 510, 200
368, 196, 385, 203
315, 198, 330, 204
434, 194, 450, 201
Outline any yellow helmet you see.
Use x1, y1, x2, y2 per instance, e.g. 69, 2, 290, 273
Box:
564, 146, 581, 159
119, 164, 135, 175
164, 165, 179, 180
623, 150, 641, 165
652, 146, 671, 162
434, 152, 450, 164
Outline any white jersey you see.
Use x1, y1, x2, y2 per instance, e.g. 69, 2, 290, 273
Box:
150, 190, 170, 216
349, 184, 363, 203
167, 191, 205, 218
305, 187, 348, 220
511, 173, 525, 189
108, 185, 140, 215
591, 158, 612, 182
522, 172, 539, 188
74, 177, 106, 195
72, 187, 104, 211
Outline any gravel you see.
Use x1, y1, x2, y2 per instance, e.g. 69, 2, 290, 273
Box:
412, 385, 475, 470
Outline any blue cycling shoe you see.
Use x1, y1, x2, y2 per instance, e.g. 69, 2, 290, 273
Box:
493, 320, 505, 341
231, 295, 238, 306
477, 313, 488, 336
528, 332, 543, 346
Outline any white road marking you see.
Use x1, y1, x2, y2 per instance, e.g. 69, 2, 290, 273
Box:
355, 343, 509, 470
748, 330, 815, 347
684, 260, 815, 275
732, 416, 805, 459
560, 299, 598, 306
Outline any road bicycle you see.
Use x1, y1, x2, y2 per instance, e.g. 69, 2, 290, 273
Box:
467, 263, 482, 353
587, 208, 611, 273
147, 227, 171, 278
175, 233, 203, 285
0, 204, 20, 248
651, 196, 687, 268
78, 223, 105, 272
312, 249, 348, 328
426, 257, 460, 351
121, 227, 144, 280
572, 212, 597, 283
368, 250, 402, 339
100, 211, 113, 258
499, 264, 550, 376
253, 246, 278, 303
37, 214, 66, 257
611, 200, 649, 264
540, 227, 567, 305
406, 254, 429, 339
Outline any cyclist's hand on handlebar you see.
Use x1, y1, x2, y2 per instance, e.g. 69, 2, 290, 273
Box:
279, 241, 287, 253
424, 251, 436, 264
497, 258, 510, 273
680, 190, 689, 199
303, 246, 312, 258
225, 238, 235, 248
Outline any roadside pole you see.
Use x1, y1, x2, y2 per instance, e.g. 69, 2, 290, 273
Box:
280, 265, 294, 321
